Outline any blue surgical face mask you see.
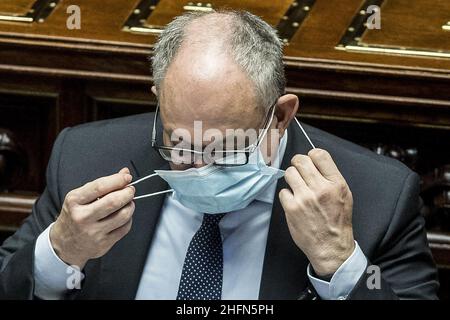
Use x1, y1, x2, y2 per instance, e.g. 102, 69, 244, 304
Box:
128, 113, 315, 214
154, 147, 284, 214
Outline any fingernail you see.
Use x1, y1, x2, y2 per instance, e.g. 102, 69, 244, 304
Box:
125, 174, 133, 183
129, 186, 136, 193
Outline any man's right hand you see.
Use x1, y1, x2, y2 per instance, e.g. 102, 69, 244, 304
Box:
49, 167, 136, 269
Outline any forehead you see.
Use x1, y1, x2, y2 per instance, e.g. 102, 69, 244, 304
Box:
159, 45, 263, 132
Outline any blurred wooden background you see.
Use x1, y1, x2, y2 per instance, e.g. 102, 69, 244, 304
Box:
0, 0, 449, 298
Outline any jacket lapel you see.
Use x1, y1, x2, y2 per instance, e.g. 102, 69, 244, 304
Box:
96, 139, 170, 299
259, 122, 313, 299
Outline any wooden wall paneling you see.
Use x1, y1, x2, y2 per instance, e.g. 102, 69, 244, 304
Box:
339, 0, 450, 59
57, 79, 89, 128
85, 79, 157, 121
0, 92, 57, 192
0, 193, 35, 233
0, 0, 37, 16
286, 0, 450, 70
0, 0, 59, 23
0, 41, 152, 82
428, 232, 450, 268
290, 87, 450, 130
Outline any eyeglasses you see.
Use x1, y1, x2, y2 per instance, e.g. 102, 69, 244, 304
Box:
151, 101, 277, 167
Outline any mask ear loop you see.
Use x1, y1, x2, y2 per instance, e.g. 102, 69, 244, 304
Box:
293, 117, 316, 149
127, 173, 174, 200
259, 105, 315, 150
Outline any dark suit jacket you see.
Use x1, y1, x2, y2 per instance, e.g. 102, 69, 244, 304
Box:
0, 113, 439, 299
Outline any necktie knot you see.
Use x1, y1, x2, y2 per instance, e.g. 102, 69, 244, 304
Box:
202, 213, 226, 225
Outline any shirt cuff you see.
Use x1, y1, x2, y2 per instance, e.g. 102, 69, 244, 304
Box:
307, 241, 367, 300
34, 222, 85, 300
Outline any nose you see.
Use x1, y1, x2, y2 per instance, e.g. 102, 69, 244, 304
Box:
190, 152, 209, 168
192, 162, 208, 169
170, 161, 208, 170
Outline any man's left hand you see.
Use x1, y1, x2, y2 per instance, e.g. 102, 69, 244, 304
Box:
279, 148, 355, 277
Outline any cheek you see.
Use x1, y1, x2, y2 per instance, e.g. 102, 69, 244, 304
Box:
169, 163, 192, 171
162, 131, 172, 146
260, 132, 281, 165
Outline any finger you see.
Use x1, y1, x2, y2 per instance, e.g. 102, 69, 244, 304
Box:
87, 186, 135, 221
98, 201, 135, 233
119, 167, 130, 174
308, 149, 343, 182
109, 218, 133, 241
279, 188, 295, 212
291, 154, 326, 187
75, 171, 133, 205
284, 166, 307, 195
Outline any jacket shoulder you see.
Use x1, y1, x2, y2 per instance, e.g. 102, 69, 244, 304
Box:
67, 113, 154, 140
55, 113, 155, 193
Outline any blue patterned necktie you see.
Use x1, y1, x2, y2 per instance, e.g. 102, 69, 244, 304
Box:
176, 213, 226, 300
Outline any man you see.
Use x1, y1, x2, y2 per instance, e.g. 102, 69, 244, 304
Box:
0, 10, 438, 300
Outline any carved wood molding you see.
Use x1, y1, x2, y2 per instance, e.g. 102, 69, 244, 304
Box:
0, 0, 59, 23
0, 192, 36, 231
337, 0, 450, 59
444, 22, 450, 31
422, 165, 450, 192
123, 0, 316, 44
276, 0, 316, 45
428, 231, 450, 268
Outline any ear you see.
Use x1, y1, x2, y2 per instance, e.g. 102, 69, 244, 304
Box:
275, 94, 299, 136
151, 86, 158, 96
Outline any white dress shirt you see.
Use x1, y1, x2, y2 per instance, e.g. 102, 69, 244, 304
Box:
34, 131, 367, 299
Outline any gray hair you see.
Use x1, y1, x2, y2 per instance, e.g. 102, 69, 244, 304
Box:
151, 10, 286, 110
